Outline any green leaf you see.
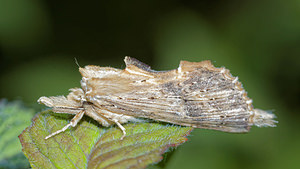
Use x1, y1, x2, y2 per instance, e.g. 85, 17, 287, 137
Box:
19, 111, 193, 169
0, 100, 33, 169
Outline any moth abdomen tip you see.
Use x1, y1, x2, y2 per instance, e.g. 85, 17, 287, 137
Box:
252, 109, 278, 127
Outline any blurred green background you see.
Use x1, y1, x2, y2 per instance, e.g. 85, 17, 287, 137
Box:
0, 0, 299, 168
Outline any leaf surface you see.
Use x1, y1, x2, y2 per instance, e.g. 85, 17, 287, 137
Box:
19, 111, 193, 169
0, 100, 33, 169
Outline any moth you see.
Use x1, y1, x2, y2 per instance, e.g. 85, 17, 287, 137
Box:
38, 57, 277, 139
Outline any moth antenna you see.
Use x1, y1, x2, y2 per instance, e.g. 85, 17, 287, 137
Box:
74, 57, 81, 68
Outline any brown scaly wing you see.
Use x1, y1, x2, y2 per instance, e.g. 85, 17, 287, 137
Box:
80, 57, 276, 133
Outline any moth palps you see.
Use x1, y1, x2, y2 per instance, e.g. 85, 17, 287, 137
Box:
38, 57, 277, 139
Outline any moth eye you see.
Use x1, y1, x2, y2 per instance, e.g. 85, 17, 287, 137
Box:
141, 79, 147, 82
148, 97, 155, 99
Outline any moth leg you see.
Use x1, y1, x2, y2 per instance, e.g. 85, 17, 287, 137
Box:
112, 119, 126, 140
45, 110, 85, 139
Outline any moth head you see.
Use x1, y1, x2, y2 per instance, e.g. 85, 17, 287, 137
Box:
67, 88, 86, 103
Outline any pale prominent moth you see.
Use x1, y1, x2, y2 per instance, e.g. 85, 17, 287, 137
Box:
38, 57, 276, 139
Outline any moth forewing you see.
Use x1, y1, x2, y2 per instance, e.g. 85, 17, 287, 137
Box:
38, 56, 277, 140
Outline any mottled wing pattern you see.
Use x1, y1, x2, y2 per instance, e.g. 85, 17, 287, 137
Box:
81, 57, 255, 133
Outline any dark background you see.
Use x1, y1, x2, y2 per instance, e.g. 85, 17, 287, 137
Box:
0, 0, 299, 168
